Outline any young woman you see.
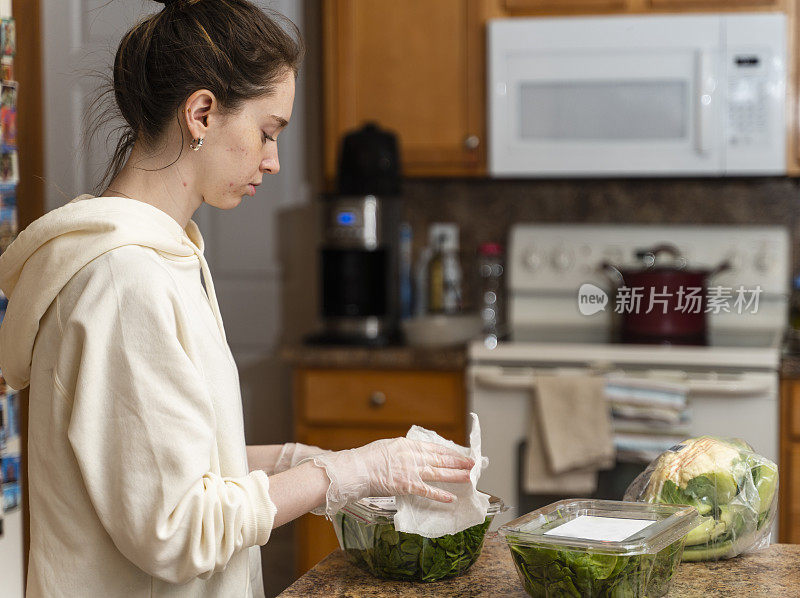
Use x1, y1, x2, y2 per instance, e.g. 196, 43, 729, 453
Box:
0, 1, 473, 596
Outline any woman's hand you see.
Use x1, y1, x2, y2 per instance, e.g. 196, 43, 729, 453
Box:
306, 438, 475, 518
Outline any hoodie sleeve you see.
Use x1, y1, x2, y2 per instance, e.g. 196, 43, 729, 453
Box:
58, 249, 276, 584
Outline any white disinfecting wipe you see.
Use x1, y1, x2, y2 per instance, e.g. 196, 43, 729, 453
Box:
393, 412, 491, 538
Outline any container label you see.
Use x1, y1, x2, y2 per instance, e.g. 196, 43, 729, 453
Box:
544, 515, 656, 543
365, 497, 397, 510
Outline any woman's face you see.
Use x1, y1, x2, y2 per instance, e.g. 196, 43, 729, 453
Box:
195, 69, 296, 210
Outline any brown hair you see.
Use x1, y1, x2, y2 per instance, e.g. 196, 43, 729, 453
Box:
89, 0, 304, 192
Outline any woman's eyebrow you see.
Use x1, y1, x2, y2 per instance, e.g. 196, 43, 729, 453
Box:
270, 115, 289, 128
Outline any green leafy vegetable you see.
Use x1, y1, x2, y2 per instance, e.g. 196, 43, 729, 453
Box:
506, 538, 684, 598
336, 512, 491, 582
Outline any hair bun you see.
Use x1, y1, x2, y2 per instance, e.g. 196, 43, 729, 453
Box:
155, 0, 179, 6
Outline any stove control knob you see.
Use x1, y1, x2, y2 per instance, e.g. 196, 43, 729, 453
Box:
723, 250, 743, 273
753, 251, 773, 273
551, 247, 575, 272
524, 248, 543, 271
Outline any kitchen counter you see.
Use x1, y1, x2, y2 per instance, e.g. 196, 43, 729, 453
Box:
281, 344, 467, 370
278, 534, 800, 597
781, 331, 800, 377
781, 352, 800, 379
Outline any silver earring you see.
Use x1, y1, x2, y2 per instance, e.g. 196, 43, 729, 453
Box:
190, 137, 204, 151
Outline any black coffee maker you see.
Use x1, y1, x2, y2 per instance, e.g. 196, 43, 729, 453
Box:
307, 123, 402, 345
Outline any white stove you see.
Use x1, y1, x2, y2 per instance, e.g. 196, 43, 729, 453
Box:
468, 224, 790, 527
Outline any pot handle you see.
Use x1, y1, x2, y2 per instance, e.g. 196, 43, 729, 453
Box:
635, 244, 686, 269
599, 261, 625, 287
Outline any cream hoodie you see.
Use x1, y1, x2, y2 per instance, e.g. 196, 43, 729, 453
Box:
0, 195, 276, 597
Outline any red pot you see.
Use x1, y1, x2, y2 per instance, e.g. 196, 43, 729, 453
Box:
601, 244, 730, 345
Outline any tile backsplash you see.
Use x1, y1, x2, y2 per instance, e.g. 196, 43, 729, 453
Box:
398, 177, 800, 311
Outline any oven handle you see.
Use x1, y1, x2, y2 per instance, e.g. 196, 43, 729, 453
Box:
472, 370, 536, 390
684, 378, 773, 397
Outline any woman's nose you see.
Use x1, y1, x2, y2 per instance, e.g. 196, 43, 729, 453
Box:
261, 154, 280, 175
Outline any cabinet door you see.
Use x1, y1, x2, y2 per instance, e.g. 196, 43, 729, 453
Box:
792, 0, 800, 175
781, 443, 800, 542
323, 0, 485, 179
780, 379, 800, 542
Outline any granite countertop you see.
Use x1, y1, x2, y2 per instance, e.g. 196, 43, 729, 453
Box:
278, 534, 800, 597
280, 344, 468, 371
782, 354, 800, 378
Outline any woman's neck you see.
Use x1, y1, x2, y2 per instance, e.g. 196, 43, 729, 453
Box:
101, 143, 202, 229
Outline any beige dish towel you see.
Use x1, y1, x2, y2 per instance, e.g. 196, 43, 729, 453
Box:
524, 375, 615, 495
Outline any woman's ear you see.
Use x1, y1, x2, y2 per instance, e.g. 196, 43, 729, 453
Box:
184, 89, 217, 139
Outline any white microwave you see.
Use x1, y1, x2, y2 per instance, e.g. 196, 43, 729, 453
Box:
488, 13, 787, 177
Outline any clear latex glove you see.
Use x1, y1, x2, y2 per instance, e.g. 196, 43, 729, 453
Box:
305, 438, 475, 519
274, 443, 331, 475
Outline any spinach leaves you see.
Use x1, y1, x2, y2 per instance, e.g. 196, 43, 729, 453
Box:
506, 539, 684, 598
337, 512, 491, 582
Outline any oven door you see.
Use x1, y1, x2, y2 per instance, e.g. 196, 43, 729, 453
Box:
468, 364, 778, 528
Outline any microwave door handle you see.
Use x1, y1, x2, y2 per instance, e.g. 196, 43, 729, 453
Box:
695, 50, 715, 155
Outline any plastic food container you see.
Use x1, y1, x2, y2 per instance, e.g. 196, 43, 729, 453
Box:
624, 436, 779, 562
499, 499, 699, 598
333, 494, 505, 582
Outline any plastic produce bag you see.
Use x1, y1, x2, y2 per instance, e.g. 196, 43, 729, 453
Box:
623, 436, 778, 561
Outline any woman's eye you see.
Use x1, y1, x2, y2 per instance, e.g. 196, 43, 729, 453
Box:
262, 132, 275, 144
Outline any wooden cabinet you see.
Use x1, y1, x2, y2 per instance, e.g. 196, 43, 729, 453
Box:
323, 0, 488, 180
502, 0, 628, 13
292, 367, 467, 575
323, 0, 797, 179
780, 377, 800, 542
647, 0, 780, 8
790, 0, 800, 174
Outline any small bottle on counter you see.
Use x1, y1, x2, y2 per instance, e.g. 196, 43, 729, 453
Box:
427, 225, 462, 315
478, 242, 506, 349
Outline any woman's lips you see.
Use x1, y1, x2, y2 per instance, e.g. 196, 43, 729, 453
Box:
246, 184, 256, 196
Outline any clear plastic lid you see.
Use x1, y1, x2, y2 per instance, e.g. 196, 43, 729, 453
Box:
341, 494, 505, 525
499, 499, 698, 556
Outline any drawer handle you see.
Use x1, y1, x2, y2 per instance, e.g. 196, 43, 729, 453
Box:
369, 391, 387, 408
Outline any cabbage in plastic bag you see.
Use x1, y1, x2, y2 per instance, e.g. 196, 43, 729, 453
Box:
623, 436, 778, 561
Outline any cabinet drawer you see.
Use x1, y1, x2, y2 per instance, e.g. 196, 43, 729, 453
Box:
648, 0, 778, 7
298, 369, 463, 427
503, 0, 627, 12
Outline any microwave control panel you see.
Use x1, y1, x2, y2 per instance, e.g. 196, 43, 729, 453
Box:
727, 51, 771, 149
723, 13, 785, 173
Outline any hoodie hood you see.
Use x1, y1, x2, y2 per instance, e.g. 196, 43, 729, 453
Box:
0, 194, 226, 390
